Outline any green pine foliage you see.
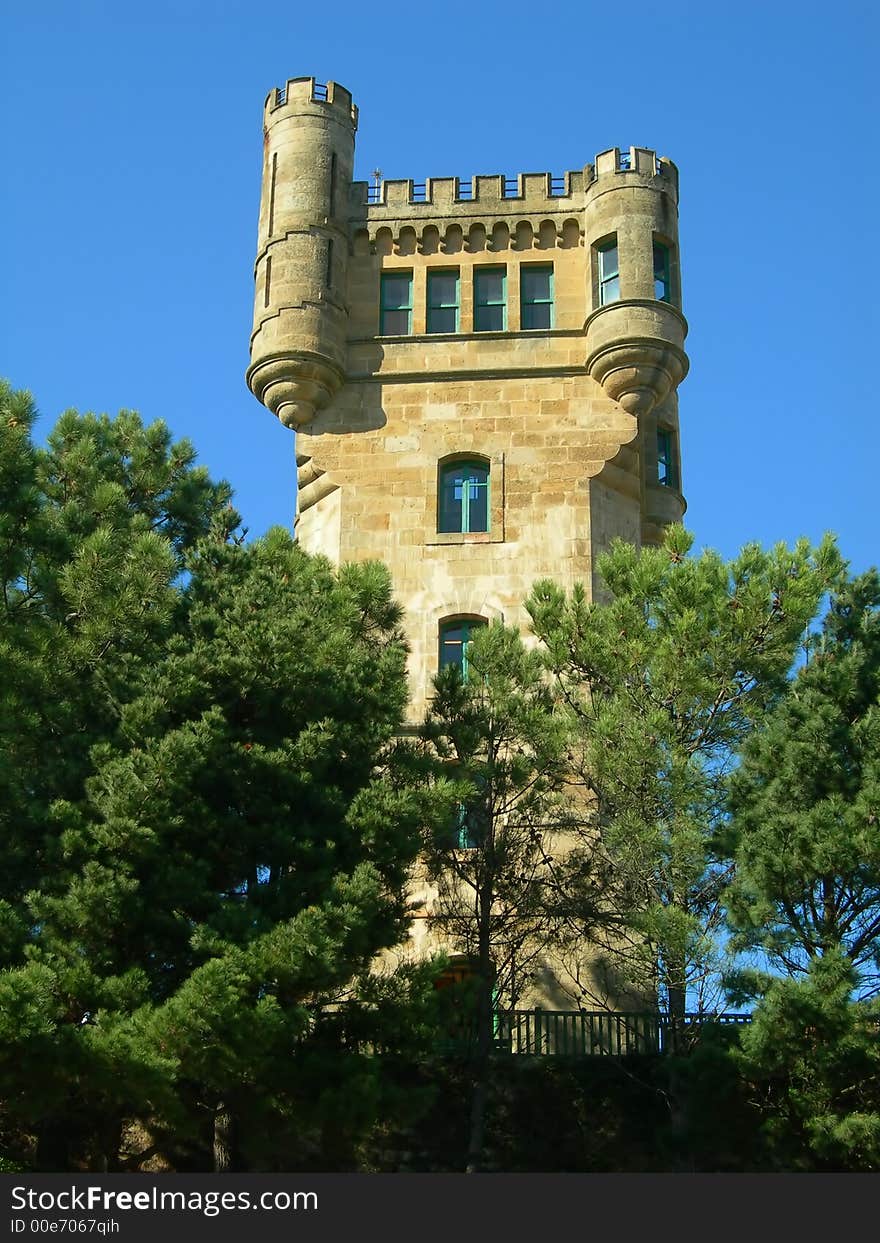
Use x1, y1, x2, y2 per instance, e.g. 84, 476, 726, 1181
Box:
527, 525, 843, 1019
4, 378, 878, 1170
725, 574, 880, 1168
727, 572, 880, 983
0, 383, 430, 1171
735, 953, 880, 1169
421, 621, 579, 1169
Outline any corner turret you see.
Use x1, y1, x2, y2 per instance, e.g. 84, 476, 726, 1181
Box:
583, 146, 689, 416
246, 78, 357, 429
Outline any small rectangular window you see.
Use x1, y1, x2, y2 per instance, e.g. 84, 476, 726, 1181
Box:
653, 240, 671, 302
439, 460, 490, 533
597, 239, 620, 306
657, 429, 678, 488
427, 269, 459, 333
474, 267, 506, 332
520, 264, 553, 330
380, 271, 413, 335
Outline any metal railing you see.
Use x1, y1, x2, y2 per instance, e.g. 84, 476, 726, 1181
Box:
495, 1009, 751, 1057
312, 1005, 751, 1058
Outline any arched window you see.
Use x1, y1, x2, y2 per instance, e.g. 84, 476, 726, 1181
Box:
438, 459, 490, 533
439, 617, 487, 679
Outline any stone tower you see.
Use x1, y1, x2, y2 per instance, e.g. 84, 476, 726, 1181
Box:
247, 77, 688, 720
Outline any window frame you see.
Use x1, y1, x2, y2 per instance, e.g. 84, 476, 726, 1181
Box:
426, 268, 460, 334
653, 240, 672, 303
379, 270, 413, 335
437, 458, 490, 534
657, 427, 679, 489
597, 238, 620, 306
438, 616, 487, 680
473, 266, 507, 332
455, 797, 486, 850
519, 263, 554, 330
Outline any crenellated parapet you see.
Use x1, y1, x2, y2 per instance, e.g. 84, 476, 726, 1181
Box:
348, 170, 584, 252
346, 148, 678, 260
246, 78, 688, 430
588, 146, 678, 196
352, 169, 582, 210
265, 77, 358, 127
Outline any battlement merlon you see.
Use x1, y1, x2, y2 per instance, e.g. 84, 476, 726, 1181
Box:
264, 78, 359, 129
351, 171, 585, 217
350, 148, 677, 215
588, 148, 679, 202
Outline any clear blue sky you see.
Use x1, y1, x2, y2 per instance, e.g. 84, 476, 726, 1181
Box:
2, 1, 877, 573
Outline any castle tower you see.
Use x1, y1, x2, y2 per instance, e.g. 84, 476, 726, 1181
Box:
247, 79, 689, 719
247, 78, 357, 430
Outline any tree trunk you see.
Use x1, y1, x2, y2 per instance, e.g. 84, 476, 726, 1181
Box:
96, 1118, 123, 1172
667, 980, 687, 1054
213, 1104, 235, 1173
665, 961, 691, 1167
466, 891, 495, 1174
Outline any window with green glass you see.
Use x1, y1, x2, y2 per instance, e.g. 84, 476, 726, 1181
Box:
427, 269, 459, 333
438, 459, 489, 533
653, 240, 671, 302
473, 267, 506, 331
657, 428, 678, 488
520, 264, 554, 329
379, 271, 412, 334
597, 238, 620, 305
454, 796, 486, 850
439, 617, 486, 679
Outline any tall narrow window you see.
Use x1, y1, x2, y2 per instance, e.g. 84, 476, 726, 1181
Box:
597, 238, 620, 305
268, 152, 278, 236
427, 269, 459, 333
329, 152, 337, 215
520, 264, 554, 329
438, 460, 490, 533
473, 267, 506, 331
657, 428, 679, 488
653, 240, 671, 302
380, 271, 412, 334
439, 618, 487, 679
325, 238, 334, 289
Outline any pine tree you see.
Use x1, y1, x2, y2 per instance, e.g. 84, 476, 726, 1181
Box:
421, 621, 578, 1171
0, 383, 237, 943
725, 573, 880, 1168
726, 572, 880, 982
527, 525, 843, 1026
0, 385, 429, 1170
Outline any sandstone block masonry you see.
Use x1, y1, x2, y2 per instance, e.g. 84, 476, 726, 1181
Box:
246, 77, 689, 720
